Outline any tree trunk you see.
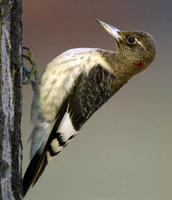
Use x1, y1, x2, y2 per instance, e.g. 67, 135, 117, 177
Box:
0, 0, 23, 199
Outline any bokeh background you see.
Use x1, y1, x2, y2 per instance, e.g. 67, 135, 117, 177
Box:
22, 0, 172, 199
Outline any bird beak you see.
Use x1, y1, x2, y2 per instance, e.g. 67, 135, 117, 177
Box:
97, 19, 121, 40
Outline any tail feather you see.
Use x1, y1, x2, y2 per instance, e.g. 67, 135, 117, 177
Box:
23, 147, 48, 197
32, 153, 47, 186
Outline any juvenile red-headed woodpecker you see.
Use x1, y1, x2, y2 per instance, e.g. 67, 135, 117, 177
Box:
23, 19, 156, 196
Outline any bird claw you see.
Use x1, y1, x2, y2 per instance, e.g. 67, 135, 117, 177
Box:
22, 47, 40, 91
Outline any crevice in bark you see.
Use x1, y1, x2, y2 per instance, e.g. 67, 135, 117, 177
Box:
0, 0, 23, 199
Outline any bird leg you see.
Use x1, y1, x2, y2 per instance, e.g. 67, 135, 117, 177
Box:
22, 47, 40, 92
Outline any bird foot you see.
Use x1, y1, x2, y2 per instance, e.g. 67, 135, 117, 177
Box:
22, 47, 40, 91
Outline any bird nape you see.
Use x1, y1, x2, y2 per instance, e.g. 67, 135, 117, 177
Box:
23, 19, 156, 197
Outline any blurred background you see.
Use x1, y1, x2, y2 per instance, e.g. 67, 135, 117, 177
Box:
22, 0, 172, 199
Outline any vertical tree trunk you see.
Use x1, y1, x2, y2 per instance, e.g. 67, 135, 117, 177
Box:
0, 0, 23, 199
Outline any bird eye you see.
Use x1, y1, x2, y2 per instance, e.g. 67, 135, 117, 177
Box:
128, 37, 136, 44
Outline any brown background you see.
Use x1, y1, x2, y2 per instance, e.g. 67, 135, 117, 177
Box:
22, 0, 172, 199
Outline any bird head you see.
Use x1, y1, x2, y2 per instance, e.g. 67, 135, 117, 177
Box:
97, 19, 156, 77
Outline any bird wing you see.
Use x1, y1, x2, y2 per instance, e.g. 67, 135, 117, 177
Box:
23, 64, 117, 196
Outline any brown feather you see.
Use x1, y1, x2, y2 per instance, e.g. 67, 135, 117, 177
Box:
32, 153, 48, 186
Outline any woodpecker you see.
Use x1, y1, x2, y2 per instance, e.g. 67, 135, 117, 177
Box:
23, 19, 156, 196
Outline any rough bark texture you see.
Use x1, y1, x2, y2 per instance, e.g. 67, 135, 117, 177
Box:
0, 0, 22, 199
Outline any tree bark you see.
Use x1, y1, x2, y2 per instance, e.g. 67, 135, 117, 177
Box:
0, 0, 23, 199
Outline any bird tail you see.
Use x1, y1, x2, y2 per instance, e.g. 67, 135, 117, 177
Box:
23, 99, 69, 197
23, 143, 48, 197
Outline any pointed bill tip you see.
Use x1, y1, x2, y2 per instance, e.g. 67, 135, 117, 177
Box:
96, 19, 121, 40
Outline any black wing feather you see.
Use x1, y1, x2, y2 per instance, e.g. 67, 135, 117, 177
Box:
68, 65, 116, 130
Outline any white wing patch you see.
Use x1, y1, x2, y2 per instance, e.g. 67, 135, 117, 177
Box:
58, 112, 77, 141
50, 139, 63, 153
